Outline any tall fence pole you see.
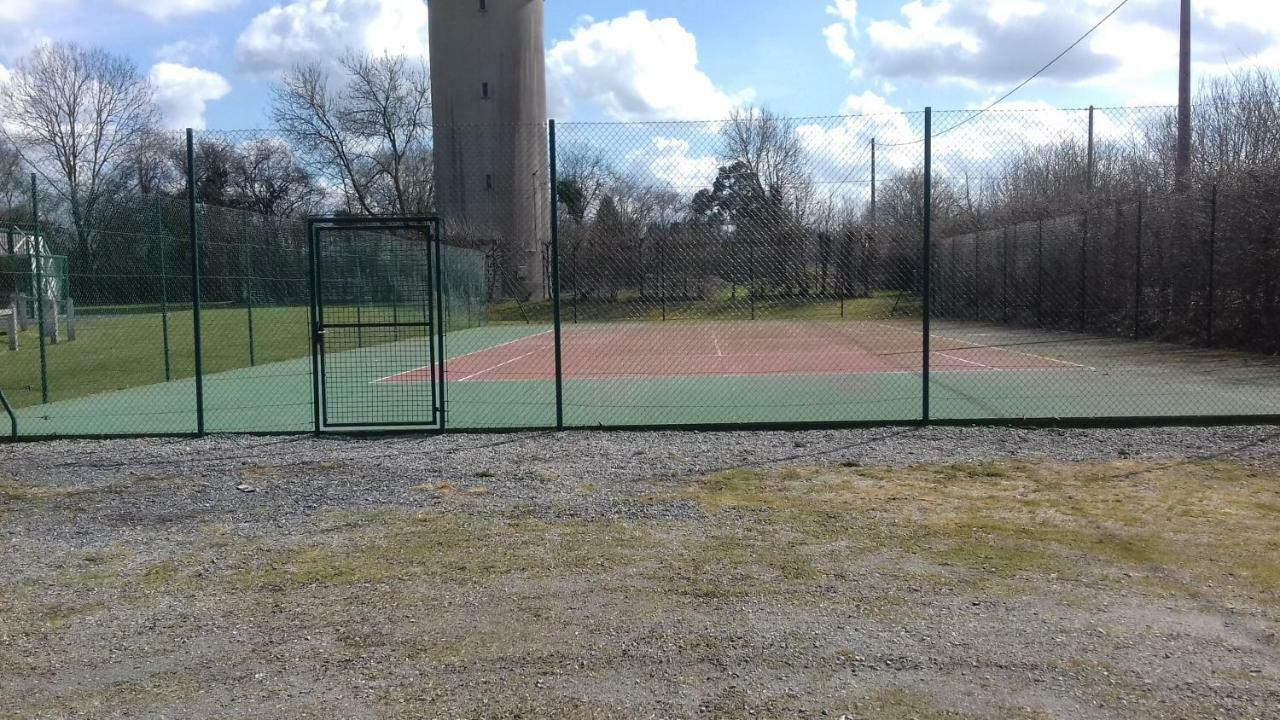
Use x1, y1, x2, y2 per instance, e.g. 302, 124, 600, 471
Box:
922, 108, 933, 424
1001, 227, 1010, 324
243, 217, 256, 367
657, 233, 666, 321
948, 237, 957, 317
1080, 106, 1095, 334
1134, 200, 1144, 340
31, 174, 48, 404
869, 136, 877, 304
1206, 184, 1218, 346
1036, 220, 1044, 328
548, 119, 565, 430
187, 129, 206, 436
156, 199, 172, 382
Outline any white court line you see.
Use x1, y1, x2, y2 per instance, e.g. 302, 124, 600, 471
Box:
372, 329, 554, 384
867, 322, 1097, 371
455, 348, 545, 382
936, 352, 992, 369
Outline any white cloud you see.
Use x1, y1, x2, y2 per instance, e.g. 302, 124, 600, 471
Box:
824, 24, 856, 66
235, 0, 429, 75
798, 92, 921, 178
114, 0, 240, 21
863, 0, 1107, 87
636, 137, 720, 190
851, 0, 1280, 102
0, 63, 9, 86
547, 11, 749, 122
0, 0, 51, 23
149, 62, 232, 130
823, 0, 859, 66
155, 37, 219, 65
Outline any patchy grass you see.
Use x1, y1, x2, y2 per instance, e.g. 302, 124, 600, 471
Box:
0, 474, 180, 504
679, 459, 1280, 598
231, 512, 655, 591
858, 687, 1050, 720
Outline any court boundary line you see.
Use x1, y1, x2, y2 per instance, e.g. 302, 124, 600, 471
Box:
936, 351, 992, 369
455, 348, 547, 382
867, 321, 1097, 371
372, 329, 554, 384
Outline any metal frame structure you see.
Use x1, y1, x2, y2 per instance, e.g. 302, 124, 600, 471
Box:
307, 216, 446, 433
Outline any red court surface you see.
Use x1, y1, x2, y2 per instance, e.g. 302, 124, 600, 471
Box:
381, 322, 1088, 384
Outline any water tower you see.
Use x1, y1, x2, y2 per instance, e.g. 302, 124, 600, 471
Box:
429, 0, 549, 300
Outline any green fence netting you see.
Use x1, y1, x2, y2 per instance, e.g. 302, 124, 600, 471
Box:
0, 105, 1277, 438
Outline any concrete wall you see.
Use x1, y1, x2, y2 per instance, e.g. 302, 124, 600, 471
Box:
429, 0, 549, 300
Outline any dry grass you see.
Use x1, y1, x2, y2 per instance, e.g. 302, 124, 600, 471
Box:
14, 459, 1276, 606
678, 459, 1280, 597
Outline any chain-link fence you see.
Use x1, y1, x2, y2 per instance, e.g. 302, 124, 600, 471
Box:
1, 104, 1277, 438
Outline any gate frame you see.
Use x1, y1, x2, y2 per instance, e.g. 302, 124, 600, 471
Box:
307, 215, 447, 434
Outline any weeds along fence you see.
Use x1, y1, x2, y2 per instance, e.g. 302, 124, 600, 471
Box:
0, 106, 1277, 437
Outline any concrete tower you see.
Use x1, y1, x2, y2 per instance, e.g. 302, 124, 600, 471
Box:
429, 0, 549, 300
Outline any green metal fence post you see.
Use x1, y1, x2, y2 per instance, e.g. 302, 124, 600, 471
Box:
549, 119, 565, 430
1001, 227, 1010, 324
1079, 212, 1089, 332
1206, 184, 1218, 346
306, 220, 321, 435
31, 174, 48, 404
243, 216, 256, 367
948, 236, 957, 317
1080, 106, 1095, 333
657, 232, 666, 321
922, 108, 933, 424
1135, 199, 1144, 340
1036, 219, 1044, 327
0, 385, 16, 440
870, 137, 877, 301
187, 129, 206, 436
156, 199, 172, 382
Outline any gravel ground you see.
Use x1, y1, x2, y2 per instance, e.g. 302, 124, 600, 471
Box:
2, 425, 1279, 719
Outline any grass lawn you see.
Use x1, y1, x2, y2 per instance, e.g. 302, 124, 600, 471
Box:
0, 306, 311, 409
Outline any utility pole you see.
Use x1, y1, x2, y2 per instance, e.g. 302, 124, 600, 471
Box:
1175, 0, 1192, 192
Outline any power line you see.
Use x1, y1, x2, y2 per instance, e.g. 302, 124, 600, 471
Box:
883, 0, 1134, 147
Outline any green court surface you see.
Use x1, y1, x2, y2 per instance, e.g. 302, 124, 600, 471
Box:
7, 318, 1280, 437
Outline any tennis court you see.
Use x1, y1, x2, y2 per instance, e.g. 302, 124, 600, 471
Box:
386, 322, 1080, 384
12, 316, 1280, 437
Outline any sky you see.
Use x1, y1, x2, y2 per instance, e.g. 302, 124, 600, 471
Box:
0, 0, 1275, 131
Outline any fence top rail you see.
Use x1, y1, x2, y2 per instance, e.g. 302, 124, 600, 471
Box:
173, 103, 1194, 135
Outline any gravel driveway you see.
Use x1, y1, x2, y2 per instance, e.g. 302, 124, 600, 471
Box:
2, 426, 1279, 719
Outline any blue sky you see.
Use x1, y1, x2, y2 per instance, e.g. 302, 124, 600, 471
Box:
0, 0, 1273, 130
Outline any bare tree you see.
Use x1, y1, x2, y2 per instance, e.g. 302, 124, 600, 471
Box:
701, 108, 816, 295
342, 53, 433, 213
272, 53, 432, 215
232, 139, 321, 217
0, 139, 26, 222
1, 42, 158, 258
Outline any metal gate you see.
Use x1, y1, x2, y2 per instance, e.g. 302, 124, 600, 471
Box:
308, 217, 445, 431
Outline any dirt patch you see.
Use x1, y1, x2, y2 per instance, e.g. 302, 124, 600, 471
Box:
2, 441, 1279, 718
